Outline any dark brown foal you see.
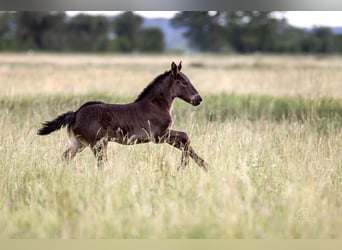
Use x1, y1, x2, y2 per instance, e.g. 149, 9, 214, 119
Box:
38, 62, 208, 171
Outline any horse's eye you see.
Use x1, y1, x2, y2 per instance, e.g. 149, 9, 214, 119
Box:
180, 81, 188, 86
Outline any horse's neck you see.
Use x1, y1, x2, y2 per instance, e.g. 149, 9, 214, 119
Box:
151, 95, 174, 112
141, 79, 174, 111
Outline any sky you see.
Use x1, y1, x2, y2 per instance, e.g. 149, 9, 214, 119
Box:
66, 11, 342, 28
284, 11, 342, 28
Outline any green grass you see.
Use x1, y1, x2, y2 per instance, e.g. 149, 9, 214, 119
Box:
2, 92, 342, 124
0, 93, 341, 238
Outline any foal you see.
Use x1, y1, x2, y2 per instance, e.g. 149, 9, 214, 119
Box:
38, 62, 208, 171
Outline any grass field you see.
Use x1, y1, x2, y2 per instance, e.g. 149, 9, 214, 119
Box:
0, 53, 341, 238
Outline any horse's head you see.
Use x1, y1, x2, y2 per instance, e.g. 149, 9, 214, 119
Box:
169, 61, 202, 106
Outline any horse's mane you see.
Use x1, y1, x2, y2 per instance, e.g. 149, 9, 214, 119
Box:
134, 70, 171, 102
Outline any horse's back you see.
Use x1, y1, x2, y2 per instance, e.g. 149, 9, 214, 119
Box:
71, 101, 135, 143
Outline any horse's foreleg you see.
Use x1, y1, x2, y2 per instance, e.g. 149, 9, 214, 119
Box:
186, 146, 208, 171
165, 130, 208, 171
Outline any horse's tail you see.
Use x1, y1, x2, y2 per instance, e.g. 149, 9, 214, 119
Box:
37, 111, 75, 135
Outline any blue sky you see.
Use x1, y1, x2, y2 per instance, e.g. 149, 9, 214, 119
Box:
67, 11, 342, 28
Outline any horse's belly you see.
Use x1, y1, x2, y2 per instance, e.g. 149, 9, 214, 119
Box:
108, 127, 151, 145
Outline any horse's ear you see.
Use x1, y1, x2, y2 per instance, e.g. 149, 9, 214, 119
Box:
171, 61, 178, 76
178, 61, 182, 71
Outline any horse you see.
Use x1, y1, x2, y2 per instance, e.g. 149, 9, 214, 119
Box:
37, 62, 208, 171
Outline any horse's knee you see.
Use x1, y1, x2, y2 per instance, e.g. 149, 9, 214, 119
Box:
179, 132, 191, 148
167, 131, 191, 149
91, 139, 107, 162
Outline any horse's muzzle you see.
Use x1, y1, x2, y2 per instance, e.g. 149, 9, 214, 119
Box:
191, 95, 203, 106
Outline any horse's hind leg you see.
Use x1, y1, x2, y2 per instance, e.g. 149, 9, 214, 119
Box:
166, 130, 208, 171
91, 138, 108, 168
63, 147, 77, 161
63, 143, 85, 162
63, 129, 87, 162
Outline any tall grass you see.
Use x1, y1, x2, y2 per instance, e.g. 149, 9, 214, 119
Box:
0, 92, 341, 238
1, 53, 341, 238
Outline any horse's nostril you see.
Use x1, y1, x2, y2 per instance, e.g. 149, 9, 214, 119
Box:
192, 95, 202, 106
198, 95, 203, 103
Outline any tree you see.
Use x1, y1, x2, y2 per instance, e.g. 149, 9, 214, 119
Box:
65, 14, 110, 51
311, 27, 334, 53
0, 12, 17, 50
171, 11, 306, 54
138, 27, 164, 52
333, 34, 342, 53
0, 12, 13, 37
0, 11, 165, 53
14, 12, 66, 50
112, 11, 143, 52
225, 11, 279, 53
171, 11, 283, 53
111, 11, 165, 53
171, 11, 226, 52
274, 25, 305, 53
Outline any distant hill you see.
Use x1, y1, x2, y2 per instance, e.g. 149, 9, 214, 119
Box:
331, 27, 342, 34
304, 26, 342, 34
142, 18, 190, 51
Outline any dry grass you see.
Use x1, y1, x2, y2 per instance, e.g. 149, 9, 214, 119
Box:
0, 53, 341, 238
1, 53, 342, 98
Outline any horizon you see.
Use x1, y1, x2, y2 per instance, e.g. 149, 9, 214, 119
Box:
66, 11, 342, 28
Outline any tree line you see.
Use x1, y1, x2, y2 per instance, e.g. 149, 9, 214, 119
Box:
0, 11, 164, 52
1, 11, 342, 54
171, 11, 342, 54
